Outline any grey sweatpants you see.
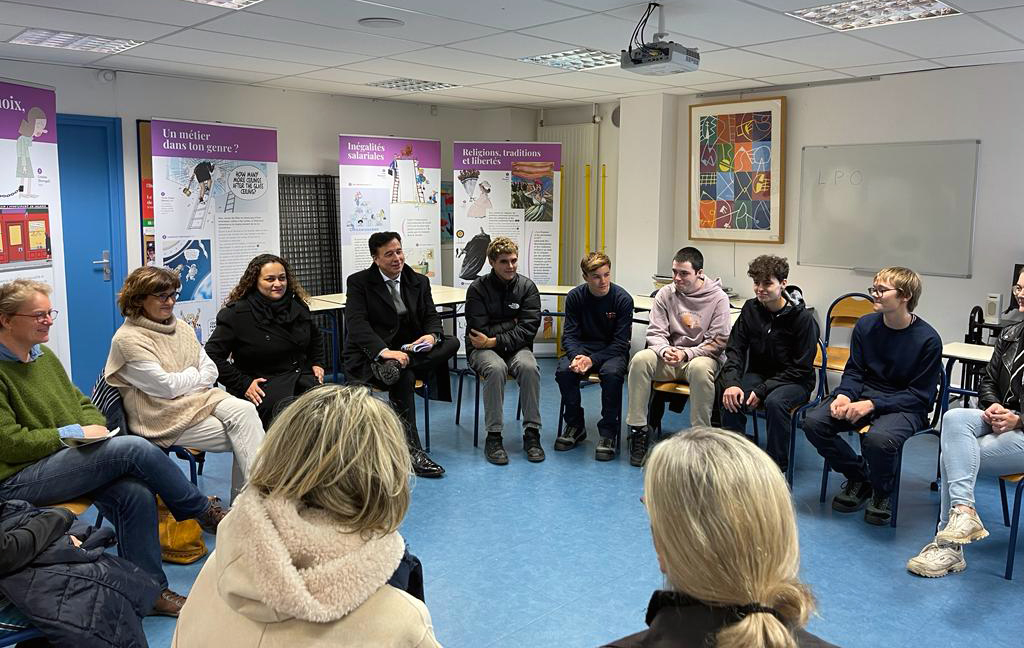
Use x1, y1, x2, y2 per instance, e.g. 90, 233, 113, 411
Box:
469, 348, 542, 438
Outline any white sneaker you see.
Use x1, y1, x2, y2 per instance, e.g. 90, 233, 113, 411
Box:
906, 541, 966, 578
935, 508, 989, 545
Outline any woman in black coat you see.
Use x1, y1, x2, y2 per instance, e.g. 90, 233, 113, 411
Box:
206, 254, 324, 426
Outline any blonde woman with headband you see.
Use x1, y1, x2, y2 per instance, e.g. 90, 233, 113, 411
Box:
603, 428, 837, 648
173, 385, 441, 648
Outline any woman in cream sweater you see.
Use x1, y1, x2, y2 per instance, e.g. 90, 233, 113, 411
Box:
173, 384, 441, 648
105, 266, 263, 501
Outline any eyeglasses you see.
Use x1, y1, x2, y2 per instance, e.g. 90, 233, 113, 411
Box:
1012, 285, 1024, 296
12, 309, 58, 323
867, 286, 897, 297
151, 291, 181, 303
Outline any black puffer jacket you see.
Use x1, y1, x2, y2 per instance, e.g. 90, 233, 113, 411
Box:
979, 320, 1024, 411
464, 270, 541, 356
0, 500, 160, 648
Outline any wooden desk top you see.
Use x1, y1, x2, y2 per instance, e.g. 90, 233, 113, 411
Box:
309, 297, 343, 312
942, 342, 993, 364
430, 285, 467, 306
536, 284, 576, 297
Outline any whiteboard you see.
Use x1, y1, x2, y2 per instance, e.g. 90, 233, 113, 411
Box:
797, 140, 979, 278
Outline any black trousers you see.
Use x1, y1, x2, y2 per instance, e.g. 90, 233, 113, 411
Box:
554, 354, 628, 440
803, 396, 925, 496
374, 336, 459, 449
720, 372, 810, 470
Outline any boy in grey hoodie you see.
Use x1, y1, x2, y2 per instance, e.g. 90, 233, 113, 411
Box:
625, 247, 732, 466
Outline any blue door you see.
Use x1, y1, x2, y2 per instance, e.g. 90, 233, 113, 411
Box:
56, 114, 127, 391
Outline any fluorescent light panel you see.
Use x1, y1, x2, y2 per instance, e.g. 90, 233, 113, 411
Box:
9, 28, 143, 54
518, 48, 620, 71
182, 0, 266, 9
367, 78, 460, 92
787, 0, 958, 31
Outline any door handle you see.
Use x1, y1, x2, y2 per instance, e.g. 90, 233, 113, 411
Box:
92, 250, 111, 281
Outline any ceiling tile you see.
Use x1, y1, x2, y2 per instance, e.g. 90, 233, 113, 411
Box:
102, 54, 279, 83
449, 31, 574, 58
426, 85, 551, 103
392, 46, 570, 79
686, 78, 773, 92
839, 60, 944, 76
298, 68, 394, 85
117, 43, 320, 76
746, 33, 914, 68
473, 79, 597, 98
757, 69, 855, 85
521, 12, 727, 55
525, 71, 668, 93
947, 1, 1024, 10
371, 0, 588, 30
248, 0, 498, 45
155, 29, 370, 67
699, 48, 819, 77
344, 59, 505, 85
551, 0, 643, 10
933, 49, 1024, 66
0, 1, 180, 40
742, 0, 827, 10
972, 6, 1024, 39
853, 14, 1023, 59
606, 0, 829, 47
201, 11, 424, 55
9, 0, 229, 26
588, 65, 737, 87
0, 23, 25, 41
0, 41, 108, 64
259, 76, 407, 97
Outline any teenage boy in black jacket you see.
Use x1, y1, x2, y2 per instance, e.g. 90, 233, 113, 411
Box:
465, 237, 543, 466
720, 255, 816, 474
553, 251, 634, 461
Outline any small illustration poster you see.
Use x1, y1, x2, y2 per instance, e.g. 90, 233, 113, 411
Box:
151, 119, 279, 342
338, 135, 441, 286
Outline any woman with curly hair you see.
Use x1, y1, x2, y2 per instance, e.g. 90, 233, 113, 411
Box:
206, 254, 324, 426
603, 427, 835, 648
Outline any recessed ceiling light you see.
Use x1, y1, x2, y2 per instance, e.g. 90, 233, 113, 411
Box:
182, 0, 266, 9
367, 78, 459, 92
787, 0, 959, 31
358, 17, 406, 28
518, 48, 620, 71
8, 28, 143, 54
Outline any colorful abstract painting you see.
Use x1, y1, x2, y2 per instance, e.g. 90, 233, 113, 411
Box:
689, 97, 785, 243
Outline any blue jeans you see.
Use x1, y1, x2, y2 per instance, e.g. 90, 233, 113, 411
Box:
0, 435, 211, 589
940, 407, 1024, 527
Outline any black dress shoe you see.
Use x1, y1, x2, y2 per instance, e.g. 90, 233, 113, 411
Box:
371, 359, 401, 386
410, 449, 445, 478
553, 425, 586, 451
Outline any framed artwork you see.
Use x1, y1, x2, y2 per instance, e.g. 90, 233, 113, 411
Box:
688, 96, 786, 243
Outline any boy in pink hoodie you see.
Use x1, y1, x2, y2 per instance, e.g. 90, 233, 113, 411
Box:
625, 247, 732, 466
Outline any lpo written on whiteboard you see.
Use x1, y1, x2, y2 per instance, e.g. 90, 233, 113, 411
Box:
817, 169, 864, 185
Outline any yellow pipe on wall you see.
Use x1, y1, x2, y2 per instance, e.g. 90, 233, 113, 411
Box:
584, 164, 592, 253
600, 164, 606, 252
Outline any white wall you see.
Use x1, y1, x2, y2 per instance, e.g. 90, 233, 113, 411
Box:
0, 58, 538, 268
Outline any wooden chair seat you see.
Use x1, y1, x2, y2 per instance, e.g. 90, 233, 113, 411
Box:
53, 497, 93, 516
652, 381, 691, 396
814, 346, 849, 372
1003, 474, 1024, 483
586, 374, 601, 384
371, 379, 425, 392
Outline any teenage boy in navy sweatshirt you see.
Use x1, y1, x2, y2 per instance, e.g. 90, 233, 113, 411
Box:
553, 252, 634, 461
803, 266, 942, 526
720, 255, 817, 475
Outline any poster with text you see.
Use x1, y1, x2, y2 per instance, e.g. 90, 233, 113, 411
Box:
453, 142, 561, 348
0, 78, 70, 367
339, 135, 441, 287
151, 119, 279, 343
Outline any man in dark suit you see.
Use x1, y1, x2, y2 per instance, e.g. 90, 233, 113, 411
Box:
343, 231, 458, 477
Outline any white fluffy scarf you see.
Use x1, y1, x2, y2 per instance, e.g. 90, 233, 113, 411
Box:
221, 489, 405, 624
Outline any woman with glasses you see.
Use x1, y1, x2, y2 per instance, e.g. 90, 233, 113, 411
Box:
105, 267, 264, 502
908, 271, 1024, 577
0, 278, 226, 617
205, 254, 324, 427
602, 427, 833, 648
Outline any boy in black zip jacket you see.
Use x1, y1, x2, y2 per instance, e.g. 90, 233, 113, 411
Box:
720, 255, 816, 472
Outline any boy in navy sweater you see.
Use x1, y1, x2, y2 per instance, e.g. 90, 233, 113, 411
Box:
804, 266, 942, 526
554, 252, 634, 460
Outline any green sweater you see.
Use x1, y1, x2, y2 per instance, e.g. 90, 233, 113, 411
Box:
0, 345, 106, 481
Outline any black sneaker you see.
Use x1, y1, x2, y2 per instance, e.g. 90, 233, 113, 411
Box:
554, 425, 586, 451
832, 479, 872, 513
595, 437, 616, 461
484, 434, 508, 465
865, 493, 892, 526
370, 359, 401, 386
523, 428, 545, 463
628, 426, 649, 467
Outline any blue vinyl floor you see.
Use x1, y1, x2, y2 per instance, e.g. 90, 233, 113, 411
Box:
133, 358, 1020, 647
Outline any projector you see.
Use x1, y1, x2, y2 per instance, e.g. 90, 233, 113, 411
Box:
620, 41, 699, 76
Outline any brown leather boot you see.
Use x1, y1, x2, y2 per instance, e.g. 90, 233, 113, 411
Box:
150, 589, 187, 617
196, 495, 229, 534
